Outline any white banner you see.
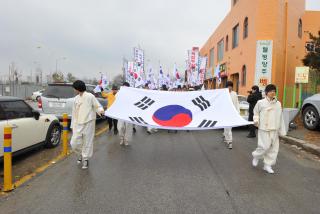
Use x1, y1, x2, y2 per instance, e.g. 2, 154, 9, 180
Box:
134, 47, 144, 67
128, 61, 134, 75
199, 57, 207, 84
106, 87, 251, 130
254, 40, 273, 90
191, 47, 199, 69
200, 57, 207, 70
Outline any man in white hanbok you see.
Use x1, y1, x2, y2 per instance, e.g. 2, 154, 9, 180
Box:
70, 80, 104, 169
252, 84, 286, 174
223, 81, 240, 149
118, 82, 133, 146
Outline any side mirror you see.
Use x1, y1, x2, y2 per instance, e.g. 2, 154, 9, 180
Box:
33, 110, 40, 120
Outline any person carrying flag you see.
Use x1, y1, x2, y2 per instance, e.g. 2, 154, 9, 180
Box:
70, 80, 104, 169
102, 85, 119, 135
223, 81, 240, 149
118, 82, 133, 146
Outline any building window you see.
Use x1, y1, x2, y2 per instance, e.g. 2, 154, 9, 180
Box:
243, 17, 248, 39
298, 19, 302, 38
242, 65, 246, 86
217, 39, 224, 62
232, 24, 239, 49
209, 48, 215, 67
226, 35, 229, 51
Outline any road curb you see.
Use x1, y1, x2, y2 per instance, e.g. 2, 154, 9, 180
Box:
281, 135, 320, 157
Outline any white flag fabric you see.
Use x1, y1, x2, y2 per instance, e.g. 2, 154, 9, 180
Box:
93, 85, 102, 93
100, 75, 108, 89
214, 64, 221, 85
105, 87, 251, 130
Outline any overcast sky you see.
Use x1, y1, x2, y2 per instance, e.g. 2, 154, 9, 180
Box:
0, 0, 319, 82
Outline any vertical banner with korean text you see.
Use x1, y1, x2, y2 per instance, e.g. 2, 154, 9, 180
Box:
199, 57, 207, 84
134, 47, 144, 67
254, 40, 273, 90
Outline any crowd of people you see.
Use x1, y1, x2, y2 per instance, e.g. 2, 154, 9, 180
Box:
69, 80, 286, 174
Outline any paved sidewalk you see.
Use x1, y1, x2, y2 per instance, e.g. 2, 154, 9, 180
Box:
281, 115, 320, 156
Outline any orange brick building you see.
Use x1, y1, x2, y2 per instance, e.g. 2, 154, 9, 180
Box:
200, 0, 320, 107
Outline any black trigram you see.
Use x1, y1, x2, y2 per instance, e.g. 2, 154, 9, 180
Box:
134, 96, 155, 110
129, 117, 148, 125
192, 96, 211, 111
198, 120, 217, 128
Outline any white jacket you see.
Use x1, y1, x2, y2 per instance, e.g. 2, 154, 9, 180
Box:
253, 97, 286, 136
71, 92, 104, 129
230, 91, 240, 113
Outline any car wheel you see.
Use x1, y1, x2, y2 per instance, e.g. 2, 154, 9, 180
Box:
303, 106, 319, 130
45, 122, 62, 148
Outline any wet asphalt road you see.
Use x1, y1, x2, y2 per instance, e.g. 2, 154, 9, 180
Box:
0, 127, 320, 214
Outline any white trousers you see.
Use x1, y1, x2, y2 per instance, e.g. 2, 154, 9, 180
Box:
118, 120, 133, 143
70, 120, 95, 160
224, 128, 232, 143
252, 130, 279, 166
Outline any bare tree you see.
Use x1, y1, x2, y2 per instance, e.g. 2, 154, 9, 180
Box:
83, 77, 98, 85
112, 74, 124, 87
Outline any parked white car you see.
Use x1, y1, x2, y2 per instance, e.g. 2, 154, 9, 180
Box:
31, 89, 45, 101
0, 96, 61, 158
238, 95, 249, 120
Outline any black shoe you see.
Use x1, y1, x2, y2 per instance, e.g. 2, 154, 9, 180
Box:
114, 129, 118, 135
147, 131, 151, 135
247, 134, 256, 138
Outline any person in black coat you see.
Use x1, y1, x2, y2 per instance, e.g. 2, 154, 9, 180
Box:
247, 85, 262, 138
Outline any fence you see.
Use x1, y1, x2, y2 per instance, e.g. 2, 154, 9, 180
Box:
0, 83, 46, 99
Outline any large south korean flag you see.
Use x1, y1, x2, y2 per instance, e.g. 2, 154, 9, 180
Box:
105, 87, 251, 130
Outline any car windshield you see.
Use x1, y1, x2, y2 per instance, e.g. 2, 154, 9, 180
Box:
42, 85, 76, 99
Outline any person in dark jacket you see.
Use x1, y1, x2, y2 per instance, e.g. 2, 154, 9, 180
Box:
247, 85, 262, 138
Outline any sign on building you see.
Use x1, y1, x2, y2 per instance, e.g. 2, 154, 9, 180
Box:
254, 40, 273, 89
295, 67, 309, 83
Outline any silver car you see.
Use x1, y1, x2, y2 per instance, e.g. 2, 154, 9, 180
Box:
40, 83, 107, 120
301, 93, 320, 130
